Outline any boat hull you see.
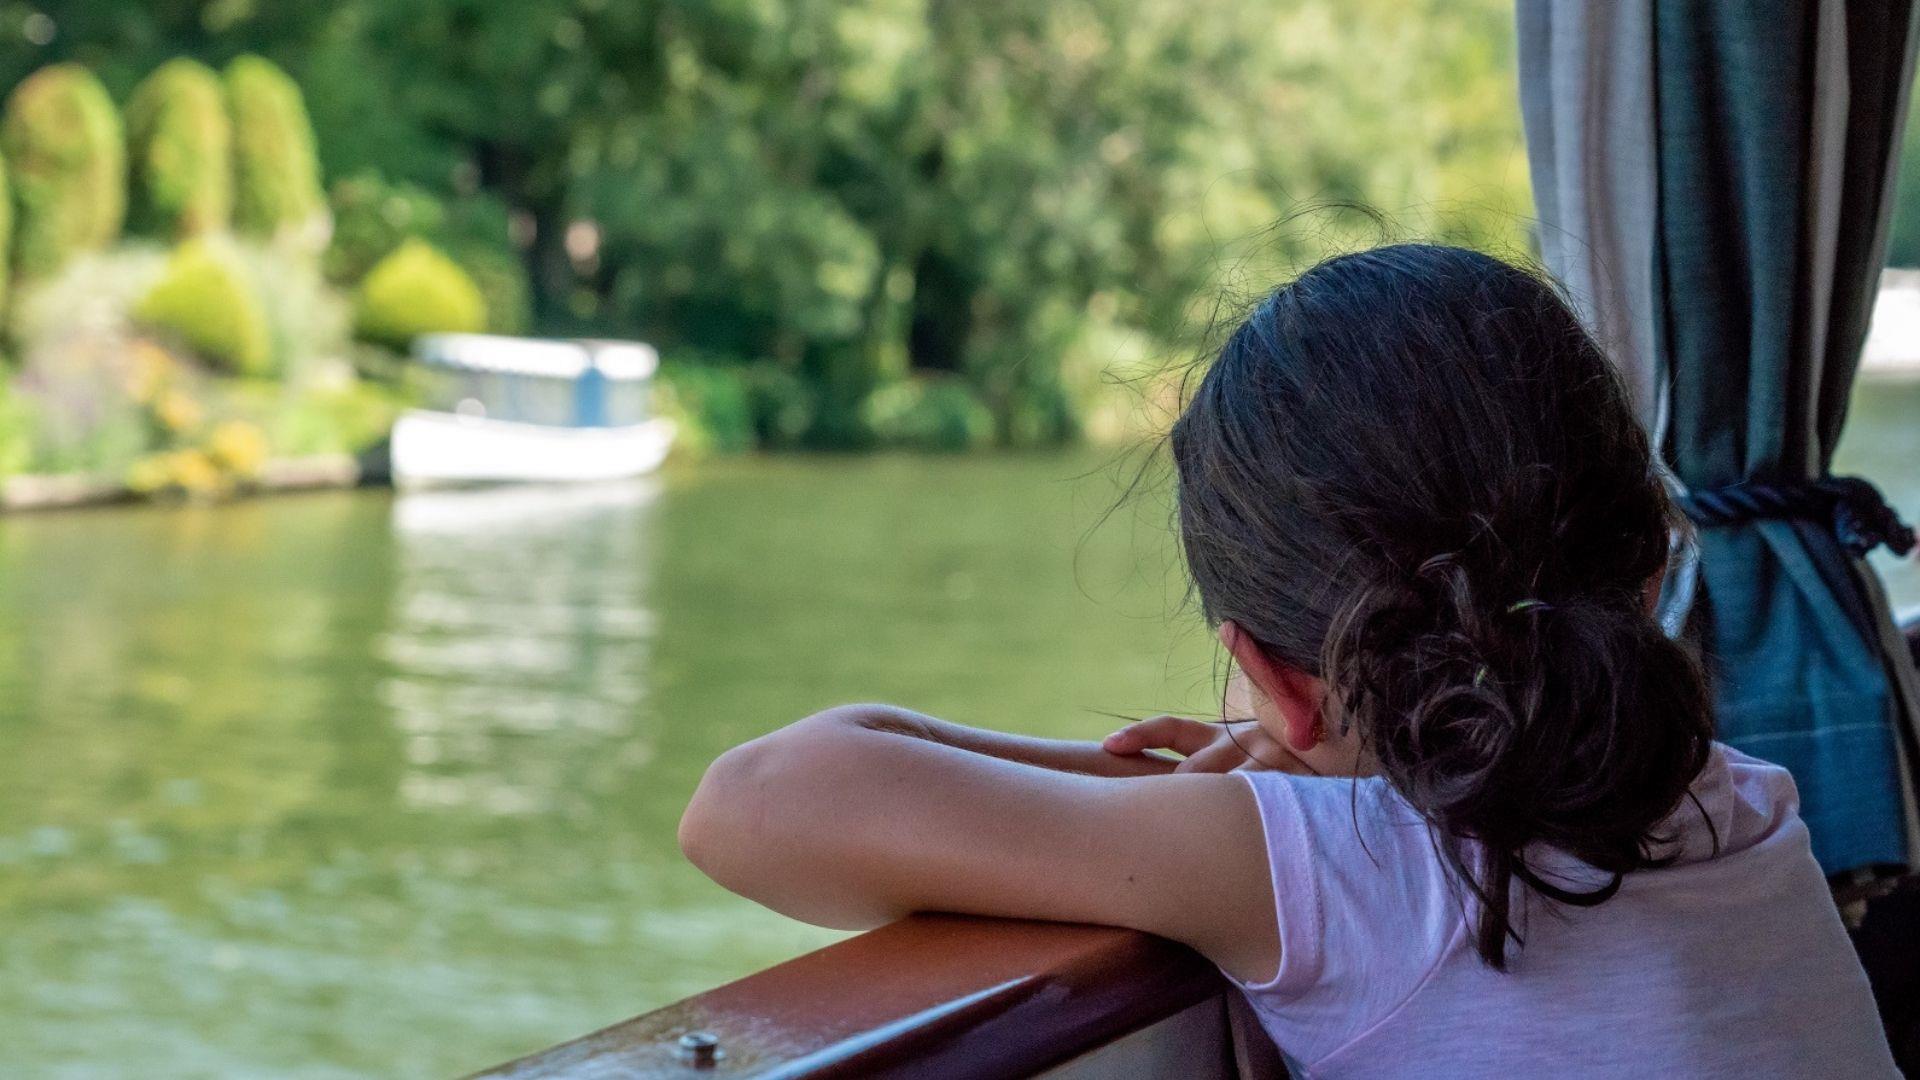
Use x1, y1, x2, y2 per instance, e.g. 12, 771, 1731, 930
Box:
390, 410, 674, 488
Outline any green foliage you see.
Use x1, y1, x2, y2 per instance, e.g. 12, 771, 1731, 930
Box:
327, 172, 531, 334
233, 241, 354, 384
324, 171, 446, 283
222, 376, 408, 456
652, 358, 820, 455
1888, 101, 1920, 267
864, 378, 996, 452
224, 55, 326, 244
560, 0, 1528, 444
135, 240, 275, 376
743, 362, 818, 449
450, 243, 533, 336
0, 63, 125, 278
0, 150, 11, 316
353, 238, 487, 348
655, 360, 756, 456
0, 377, 32, 477
126, 59, 234, 238
17, 0, 1531, 449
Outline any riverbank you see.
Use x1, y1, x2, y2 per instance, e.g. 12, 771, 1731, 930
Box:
0, 453, 364, 512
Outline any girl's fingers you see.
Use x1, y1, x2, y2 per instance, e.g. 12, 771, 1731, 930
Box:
1102, 715, 1217, 758
1174, 740, 1246, 774
1232, 732, 1315, 775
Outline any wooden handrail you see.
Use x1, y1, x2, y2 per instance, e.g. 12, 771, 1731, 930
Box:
472, 914, 1224, 1079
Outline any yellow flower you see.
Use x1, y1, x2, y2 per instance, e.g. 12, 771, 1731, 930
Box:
126, 454, 174, 493
125, 340, 179, 403
155, 390, 205, 433
167, 449, 225, 496
204, 421, 268, 477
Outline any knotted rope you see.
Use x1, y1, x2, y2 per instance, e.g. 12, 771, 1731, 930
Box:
1675, 475, 1916, 559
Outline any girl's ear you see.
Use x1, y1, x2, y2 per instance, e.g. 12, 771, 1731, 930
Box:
1219, 621, 1325, 753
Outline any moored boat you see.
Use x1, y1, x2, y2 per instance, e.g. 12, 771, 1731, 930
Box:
391, 334, 674, 488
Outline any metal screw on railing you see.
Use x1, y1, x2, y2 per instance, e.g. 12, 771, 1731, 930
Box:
677, 1031, 722, 1069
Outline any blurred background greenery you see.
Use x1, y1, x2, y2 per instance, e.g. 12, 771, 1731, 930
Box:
0, 0, 1534, 486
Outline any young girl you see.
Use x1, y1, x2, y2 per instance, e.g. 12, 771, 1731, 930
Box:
679, 245, 1897, 1076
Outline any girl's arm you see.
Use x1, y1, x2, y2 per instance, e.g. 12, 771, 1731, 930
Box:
856, 706, 1182, 778
678, 704, 1281, 982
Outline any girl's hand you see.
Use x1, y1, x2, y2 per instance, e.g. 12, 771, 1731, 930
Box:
1101, 715, 1312, 774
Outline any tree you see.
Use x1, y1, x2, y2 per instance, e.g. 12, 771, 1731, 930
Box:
8, 0, 1530, 443
126, 58, 234, 238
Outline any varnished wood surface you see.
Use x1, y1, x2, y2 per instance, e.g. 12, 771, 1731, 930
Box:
473, 914, 1222, 1079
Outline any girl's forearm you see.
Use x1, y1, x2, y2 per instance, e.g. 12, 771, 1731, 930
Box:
839, 704, 1176, 778
678, 705, 1169, 925
679, 705, 1195, 931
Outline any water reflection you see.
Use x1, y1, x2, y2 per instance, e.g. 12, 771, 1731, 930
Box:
382, 483, 662, 818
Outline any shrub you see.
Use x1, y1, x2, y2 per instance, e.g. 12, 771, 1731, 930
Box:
0, 63, 125, 277
742, 361, 816, 449
233, 241, 354, 384
353, 238, 487, 349
863, 378, 995, 452
655, 360, 754, 456
1002, 380, 1078, 448
126, 59, 234, 238
224, 55, 326, 245
135, 239, 274, 376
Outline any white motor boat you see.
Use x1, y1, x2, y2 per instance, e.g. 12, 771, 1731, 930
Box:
390, 334, 675, 488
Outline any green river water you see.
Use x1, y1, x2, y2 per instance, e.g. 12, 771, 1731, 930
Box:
2, 380, 1916, 1077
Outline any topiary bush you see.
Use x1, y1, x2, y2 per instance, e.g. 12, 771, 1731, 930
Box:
0, 63, 125, 278
126, 59, 234, 239
135, 239, 274, 377
224, 55, 327, 246
863, 378, 995, 452
353, 238, 487, 349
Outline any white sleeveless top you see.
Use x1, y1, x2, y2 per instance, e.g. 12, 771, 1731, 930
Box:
1227, 744, 1897, 1078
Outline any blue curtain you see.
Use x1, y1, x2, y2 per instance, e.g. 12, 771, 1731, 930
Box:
1521, 0, 1920, 874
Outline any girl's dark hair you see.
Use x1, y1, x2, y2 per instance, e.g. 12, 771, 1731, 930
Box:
1171, 243, 1713, 968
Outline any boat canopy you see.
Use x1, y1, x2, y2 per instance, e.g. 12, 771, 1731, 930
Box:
411, 334, 657, 428
413, 333, 659, 382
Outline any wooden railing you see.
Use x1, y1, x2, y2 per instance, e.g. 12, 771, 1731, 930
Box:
472, 914, 1282, 1079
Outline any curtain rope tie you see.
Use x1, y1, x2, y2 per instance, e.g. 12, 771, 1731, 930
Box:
1675, 475, 1916, 559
